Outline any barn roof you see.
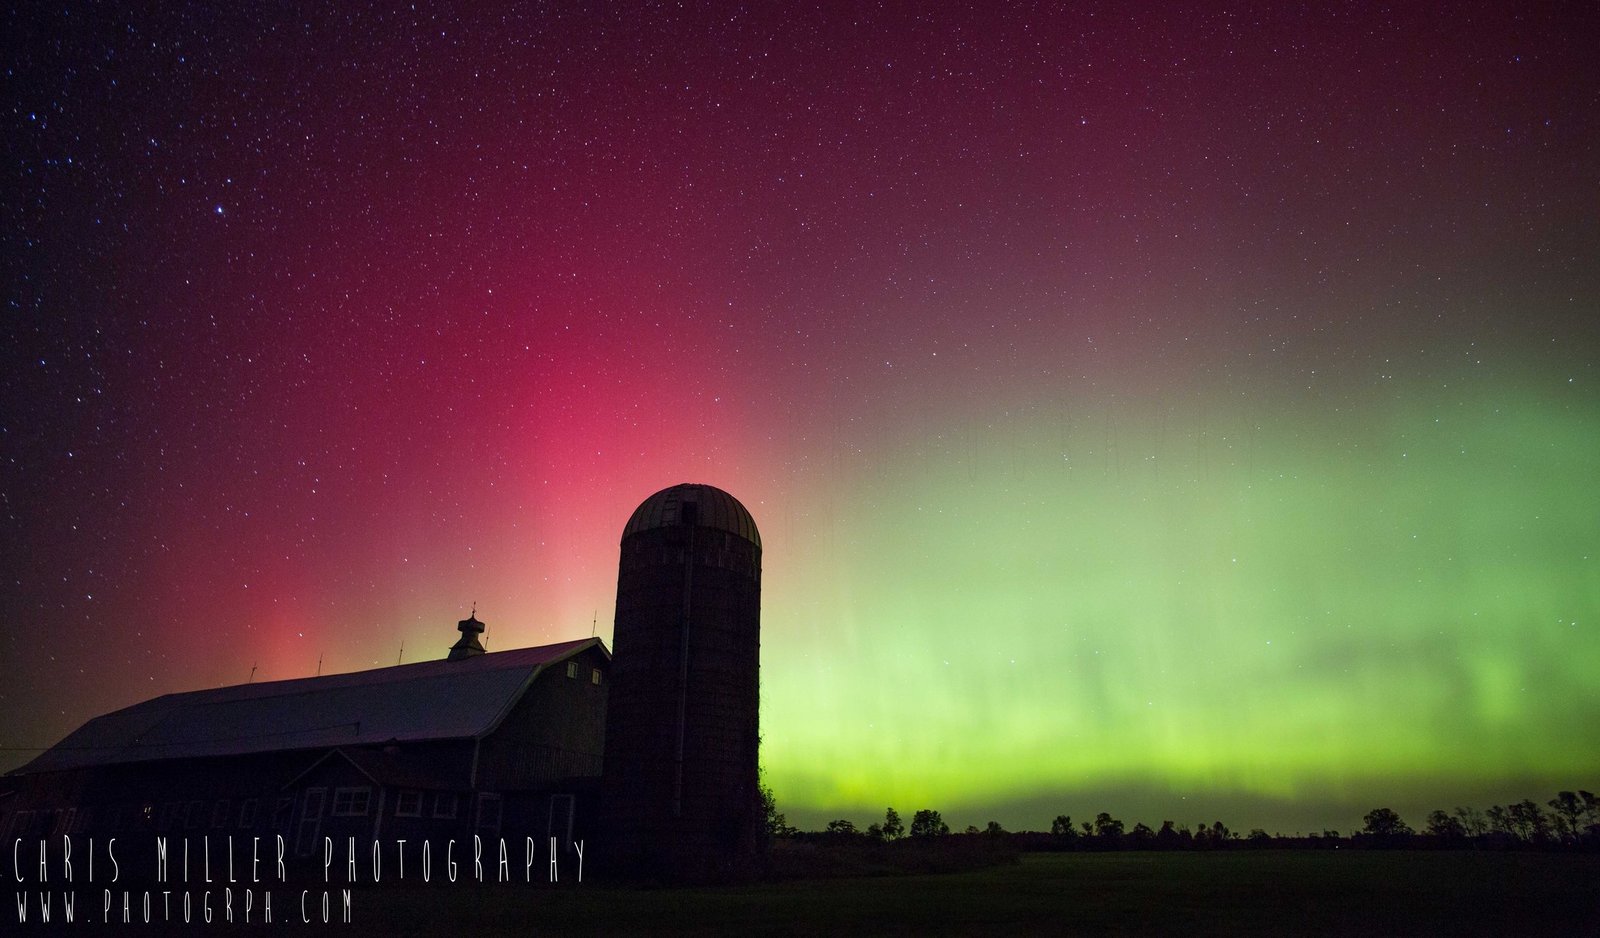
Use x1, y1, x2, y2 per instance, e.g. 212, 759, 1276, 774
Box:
11, 638, 606, 776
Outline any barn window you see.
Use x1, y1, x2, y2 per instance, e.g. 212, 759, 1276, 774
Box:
395, 791, 422, 817
295, 789, 327, 857
590, 668, 602, 685
211, 800, 231, 829
475, 793, 503, 836
432, 793, 459, 819
271, 797, 293, 832
566, 661, 577, 679
331, 787, 371, 817
239, 799, 259, 828
548, 794, 575, 849
186, 801, 206, 829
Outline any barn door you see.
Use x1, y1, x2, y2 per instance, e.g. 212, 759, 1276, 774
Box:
295, 788, 327, 857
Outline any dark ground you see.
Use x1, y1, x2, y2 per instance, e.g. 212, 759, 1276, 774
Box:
38, 850, 1600, 935
336, 850, 1600, 936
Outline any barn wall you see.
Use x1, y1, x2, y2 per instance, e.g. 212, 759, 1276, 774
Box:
476, 644, 608, 792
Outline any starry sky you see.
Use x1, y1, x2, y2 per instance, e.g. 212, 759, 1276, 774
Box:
4, 2, 1598, 835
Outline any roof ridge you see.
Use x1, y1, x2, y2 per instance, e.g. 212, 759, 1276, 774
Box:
9, 638, 610, 776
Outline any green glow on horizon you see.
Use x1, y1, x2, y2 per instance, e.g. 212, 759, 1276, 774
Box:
758, 374, 1600, 826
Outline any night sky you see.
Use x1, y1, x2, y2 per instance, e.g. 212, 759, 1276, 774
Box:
4, 3, 1598, 835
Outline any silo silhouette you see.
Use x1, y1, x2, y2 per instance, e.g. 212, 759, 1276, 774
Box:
601, 483, 763, 880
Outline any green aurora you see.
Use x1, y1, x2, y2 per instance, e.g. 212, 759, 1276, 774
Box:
759, 368, 1600, 832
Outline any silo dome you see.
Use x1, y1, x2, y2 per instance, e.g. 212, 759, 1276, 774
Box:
621, 483, 761, 548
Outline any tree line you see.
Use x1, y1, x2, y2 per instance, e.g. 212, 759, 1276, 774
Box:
767, 790, 1600, 850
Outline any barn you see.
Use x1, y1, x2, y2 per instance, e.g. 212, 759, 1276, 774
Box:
1, 482, 762, 882
0, 624, 610, 860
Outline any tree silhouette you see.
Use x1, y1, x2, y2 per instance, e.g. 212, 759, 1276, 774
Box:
1583, 791, 1600, 838
1453, 806, 1488, 838
824, 819, 858, 837
789, 787, 1597, 851
882, 807, 905, 841
1507, 800, 1549, 842
1426, 810, 1466, 840
1486, 804, 1513, 837
1094, 812, 1124, 839
909, 809, 950, 838
1361, 808, 1412, 840
1548, 792, 1585, 841
759, 783, 798, 838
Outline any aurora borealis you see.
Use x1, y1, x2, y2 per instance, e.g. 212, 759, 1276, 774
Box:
4, 3, 1597, 835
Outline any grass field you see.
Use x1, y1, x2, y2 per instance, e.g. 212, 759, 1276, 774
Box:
342, 851, 1600, 936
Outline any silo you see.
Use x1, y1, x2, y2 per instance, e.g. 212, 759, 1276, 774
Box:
600, 483, 763, 881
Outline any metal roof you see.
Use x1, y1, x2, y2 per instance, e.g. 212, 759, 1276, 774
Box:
11, 638, 605, 775
621, 483, 761, 548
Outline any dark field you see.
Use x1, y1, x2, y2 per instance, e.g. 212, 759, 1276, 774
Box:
343, 851, 1600, 937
